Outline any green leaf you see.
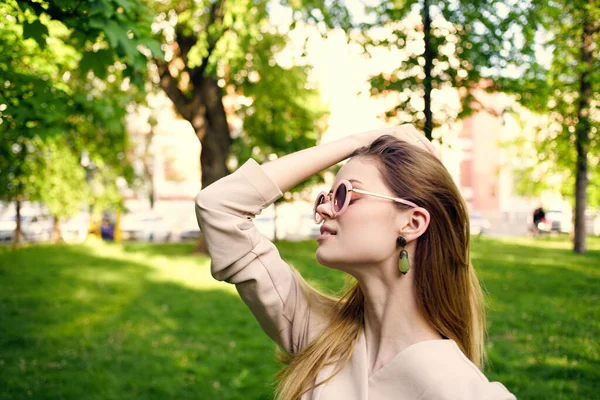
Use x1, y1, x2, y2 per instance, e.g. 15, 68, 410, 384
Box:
139, 38, 163, 59
89, 0, 114, 18
89, 18, 118, 47
79, 50, 112, 79
22, 20, 49, 49
114, 0, 139, 15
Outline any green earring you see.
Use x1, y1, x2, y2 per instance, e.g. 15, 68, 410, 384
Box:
397, 236, 410, 275
399, 250, 410, 275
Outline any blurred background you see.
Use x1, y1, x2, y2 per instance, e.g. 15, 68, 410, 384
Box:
1, 0, 599, 247
0, 0, 599, 399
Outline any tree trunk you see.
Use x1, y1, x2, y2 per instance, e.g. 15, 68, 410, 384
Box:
148, 174, 155, 210
573, 3, 595, 254
156, 61, 231, 254
142, 126, 156, 209
14, 198, 23, 249
191, 77, 232, 253
197, 77, 232, 189
51, 215, 63, 244
422, 0, 433, 140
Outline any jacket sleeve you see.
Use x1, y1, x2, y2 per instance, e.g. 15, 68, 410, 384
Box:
194, 158, 326, 353
419, 375, 517, 400
410, 341, 518, 400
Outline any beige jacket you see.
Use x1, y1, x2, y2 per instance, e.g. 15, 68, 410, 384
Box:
195, 158, 517, 400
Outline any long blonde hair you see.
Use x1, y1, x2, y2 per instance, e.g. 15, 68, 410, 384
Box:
274, 136, 486, 399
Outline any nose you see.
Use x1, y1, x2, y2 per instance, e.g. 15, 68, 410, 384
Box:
316, 195, 334, 221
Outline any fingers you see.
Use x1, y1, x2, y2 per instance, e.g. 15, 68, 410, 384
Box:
396, 124, 437, 156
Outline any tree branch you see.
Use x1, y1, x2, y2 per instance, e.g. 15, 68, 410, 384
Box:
196, 0, 228, 78
155, 58, 190, 119
18, 0, 79, 21
174, 26, 198, 66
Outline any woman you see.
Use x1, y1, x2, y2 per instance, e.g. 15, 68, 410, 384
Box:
195, 125, 516, 400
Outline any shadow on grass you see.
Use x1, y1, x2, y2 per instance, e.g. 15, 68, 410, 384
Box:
0, 244, 279, 400
1, 237, 599, 400
277, 238, 600, 399
472, 238, 600, 400
120, 242, 197, 258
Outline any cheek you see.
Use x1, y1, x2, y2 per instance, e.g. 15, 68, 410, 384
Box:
343, 205, 393, 236
342, 229, 389, 257
338, 213, 396, 256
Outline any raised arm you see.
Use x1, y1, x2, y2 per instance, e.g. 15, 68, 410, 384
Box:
195, 125, 428, 353
261, 124, 433, 193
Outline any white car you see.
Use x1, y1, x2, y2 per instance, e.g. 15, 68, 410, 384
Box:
0, 214, 53, 243
469, 212, 491, 236
120, 213, 172, 242
175, 215, 202, 241
0, 216, 14, 242
254, 215, 276, 240
541, 210, 572, 234
60, 212, 90, 243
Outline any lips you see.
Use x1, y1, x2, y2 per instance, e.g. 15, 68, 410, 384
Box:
320, 225, 337, 235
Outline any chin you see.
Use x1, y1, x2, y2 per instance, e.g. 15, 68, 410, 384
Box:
315, 250, 346, 271
315, 249, 333, 267
315, 249, 327, 266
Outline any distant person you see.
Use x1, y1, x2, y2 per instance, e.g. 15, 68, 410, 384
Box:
532, 206, 546, 234
100, 219, 114, 241
195, 125, 516, 399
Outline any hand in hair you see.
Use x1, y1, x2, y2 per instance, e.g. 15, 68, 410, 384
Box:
261, 124, 436, 194
357, 124, 437, 157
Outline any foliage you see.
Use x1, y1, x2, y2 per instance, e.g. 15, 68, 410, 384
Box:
36, 137, 88, 220
497, 1, 600, 209
0, 237, 599, 399
11, 0, 162, 84
150, 0, 350, 189
88, 164, 129, 214
360, 0, 522, 137
230, 49, 331, 198
0, 136, 44, 206
0, 0, 162, 229
503, 107, 600, 209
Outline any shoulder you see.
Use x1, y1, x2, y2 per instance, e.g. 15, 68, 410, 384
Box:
419, 380, 517, 400
418, 379, 516, 400
400, 340, 517, 400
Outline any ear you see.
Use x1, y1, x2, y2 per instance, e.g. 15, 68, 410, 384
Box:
397, 207, 430, 242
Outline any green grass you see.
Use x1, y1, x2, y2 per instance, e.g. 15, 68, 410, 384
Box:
0, 236, 598, 400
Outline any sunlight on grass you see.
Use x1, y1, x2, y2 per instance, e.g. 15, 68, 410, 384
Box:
0, 236, 599, 399
83, 239, 237, 294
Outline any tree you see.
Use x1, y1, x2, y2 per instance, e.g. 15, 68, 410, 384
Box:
149, 0, 350, 249
502, 105, 600, 211
36, 137, 88, 243
150, 0, 350, 188
361, 0, 520, 139
0, 0, 162, 246
231, 48, 330, 240
141, 117, 157, 210
497, 0, 599, 253
12, 0, 161, 84
0, 137, 42, 247
0, 8, 76, 247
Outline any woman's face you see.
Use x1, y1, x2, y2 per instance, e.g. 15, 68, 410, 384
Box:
315, 158, 406, 273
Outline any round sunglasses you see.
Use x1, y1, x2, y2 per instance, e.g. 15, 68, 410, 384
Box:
313, 179, 420, 224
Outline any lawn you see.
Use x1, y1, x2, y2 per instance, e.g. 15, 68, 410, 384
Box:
0, 236, 598, 400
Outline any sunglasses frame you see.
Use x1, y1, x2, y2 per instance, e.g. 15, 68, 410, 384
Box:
313, 179, 420, 224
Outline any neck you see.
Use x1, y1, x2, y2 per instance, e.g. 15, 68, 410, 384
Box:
353, 258, 443, 376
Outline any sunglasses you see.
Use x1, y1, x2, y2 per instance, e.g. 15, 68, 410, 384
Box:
313, 179, 420, 224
